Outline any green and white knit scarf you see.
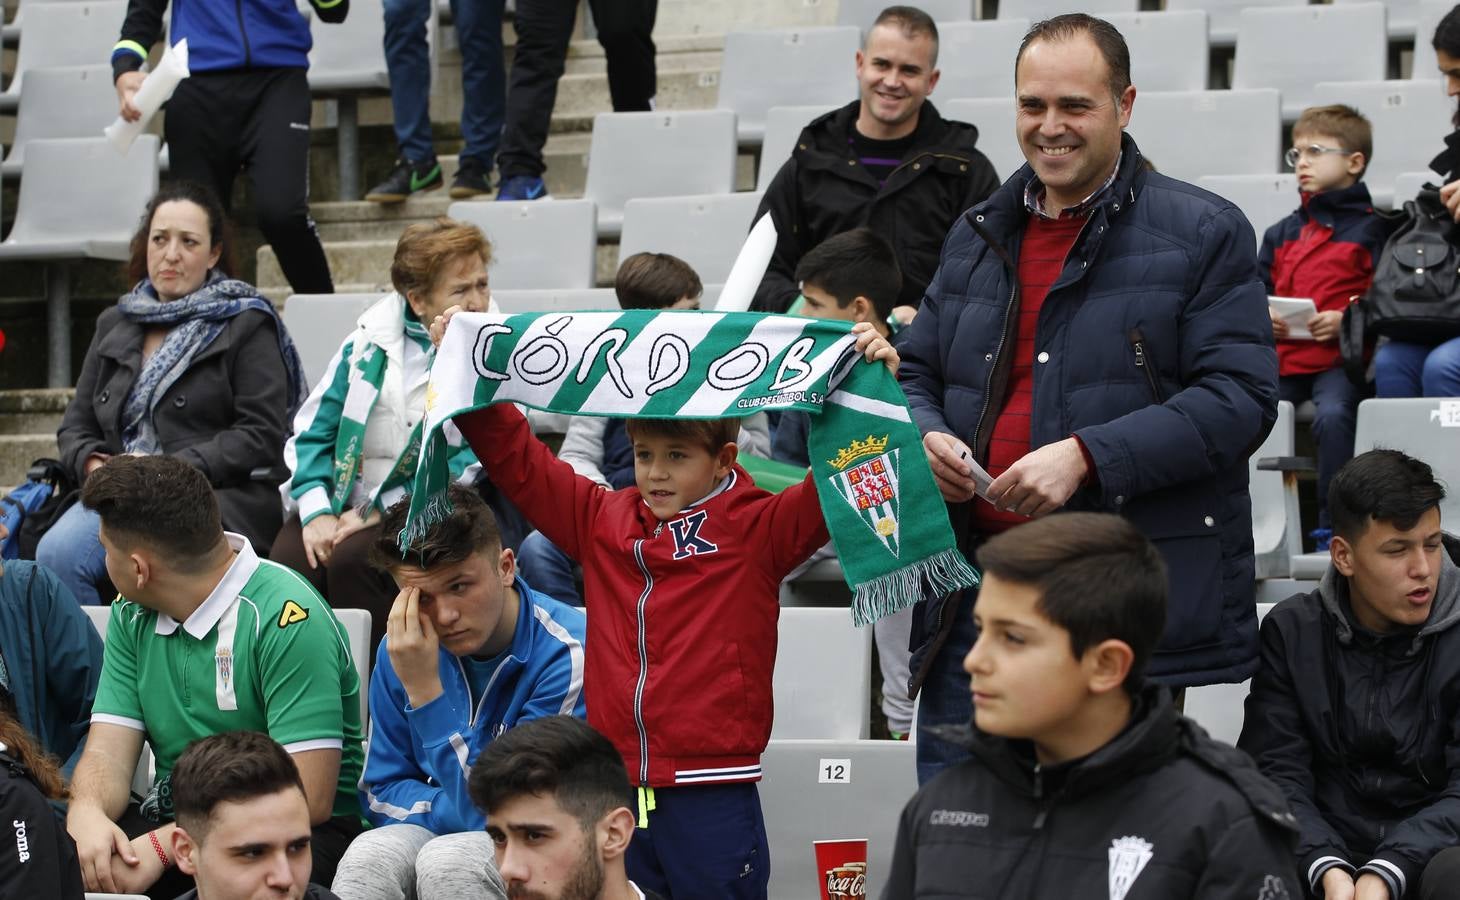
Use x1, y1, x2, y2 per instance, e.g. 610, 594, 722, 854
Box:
404, 310, 978, 625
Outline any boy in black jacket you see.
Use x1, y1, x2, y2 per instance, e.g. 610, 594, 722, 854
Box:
1238, 450, 1460, 900
885, 512, 1301, 899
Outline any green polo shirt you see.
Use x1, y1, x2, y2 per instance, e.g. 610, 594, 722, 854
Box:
91, 534, 364, 821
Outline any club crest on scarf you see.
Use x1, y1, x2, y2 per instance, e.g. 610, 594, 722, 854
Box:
827, 435, 901, 557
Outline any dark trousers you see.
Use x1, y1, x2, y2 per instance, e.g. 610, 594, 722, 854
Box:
914, 588, 977, 785
164, 68, 334, 295
624, 783, 770, 900
497, 0, 657, 179
1278, 367, 1361, 530
271, 514, 398, 654
1422, 847, 1460, 899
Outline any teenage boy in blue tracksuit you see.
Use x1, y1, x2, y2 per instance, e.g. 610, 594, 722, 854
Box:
330, 485, 586, 899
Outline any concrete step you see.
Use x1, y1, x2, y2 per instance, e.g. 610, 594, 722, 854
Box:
0, 434, 59, 487
0, 388, 71, 435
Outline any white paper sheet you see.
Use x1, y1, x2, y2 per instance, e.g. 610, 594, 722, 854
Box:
1268, 295, 1318, 340
105, 38, 190, 154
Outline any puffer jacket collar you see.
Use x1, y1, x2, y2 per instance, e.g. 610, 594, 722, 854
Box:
1316, 533, 1460, 654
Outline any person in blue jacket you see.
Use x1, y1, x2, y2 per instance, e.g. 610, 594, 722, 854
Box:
330, 485, 586, 900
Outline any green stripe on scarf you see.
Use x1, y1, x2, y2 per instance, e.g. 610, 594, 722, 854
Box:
405, 310, 978, 626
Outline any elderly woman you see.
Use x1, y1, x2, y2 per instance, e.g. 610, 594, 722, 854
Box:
272, 218, 493, 651
38, 181, 306, 606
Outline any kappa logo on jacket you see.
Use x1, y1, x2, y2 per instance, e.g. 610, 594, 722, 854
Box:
1257, 875, 1292, 900
1108, 836, 1154, 900
669, 510, 719, 560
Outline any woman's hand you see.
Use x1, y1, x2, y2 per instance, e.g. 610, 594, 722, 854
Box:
428, 304, 466, 349
1442, 180, 1460, 223
301, 513, 340, 569
332, 507, 381, 547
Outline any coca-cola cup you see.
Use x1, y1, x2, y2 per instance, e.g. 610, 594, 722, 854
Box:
814, 839, 868, 900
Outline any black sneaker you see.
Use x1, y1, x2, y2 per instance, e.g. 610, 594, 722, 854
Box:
450, 158, 493, 199
364, 158, 442, 203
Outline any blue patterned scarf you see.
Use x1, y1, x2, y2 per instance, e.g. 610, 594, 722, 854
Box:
116, 272, 308, 454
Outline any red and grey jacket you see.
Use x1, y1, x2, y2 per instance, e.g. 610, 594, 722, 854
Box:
457, 404, 829, 788
1259, 181, 1389, 376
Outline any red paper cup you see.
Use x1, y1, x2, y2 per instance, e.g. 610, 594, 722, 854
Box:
814, 839, 868, 900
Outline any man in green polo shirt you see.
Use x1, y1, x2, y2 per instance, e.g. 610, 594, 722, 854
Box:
65, 456, 365, 898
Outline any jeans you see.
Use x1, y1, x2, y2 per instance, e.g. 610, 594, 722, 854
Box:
515, 529, 581, 606
34, 502, 108, 606
1374, 338, 1460, 398
382, 0, 506, 168
1279, 368, 1361, 529
915, 588, 978, 785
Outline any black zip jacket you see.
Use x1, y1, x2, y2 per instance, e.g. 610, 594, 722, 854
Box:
0, 748, 83, 900
1237, 535, 1460, 899
884, 687, 1301, 899
751, 99, 1001, 312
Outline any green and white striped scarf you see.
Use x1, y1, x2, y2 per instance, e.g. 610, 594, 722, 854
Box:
404, 310, 978, 625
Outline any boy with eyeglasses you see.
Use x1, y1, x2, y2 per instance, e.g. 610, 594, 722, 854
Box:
1260, 103, 1390, 551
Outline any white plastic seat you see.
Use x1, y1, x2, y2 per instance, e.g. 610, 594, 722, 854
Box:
1162, 0, 1306, 47
1249, 401, 1301, 580
489, 288, 622, 314
935, 19, 1030, 101
717, 26, 860, 144
1, 65, 118, 177
1336, 0, 1423, 40
770, 608, 872, 740
1126, 89, 1282, 184
998, 0, 1138, 20
940, 97, 1022, 182
756, 103, 840, 189
0, 1, 126, 111
582, 109, 739, 237
447, 199, 597, 290
333, 607, 373, 724
1181, 602, 1276, 745
1232, 4, 1388, 120
1196, 173, 1299, 250
1102, 10, 1209, 93
836, 0, 974, 29
280, 293, 381, 385
617, 192, 763, 286
1311, 80, 1453, 209
1412, 0, 1452, 80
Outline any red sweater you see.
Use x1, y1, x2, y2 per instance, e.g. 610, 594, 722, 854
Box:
973, 214, 1085, 535
457, 404, 829, 788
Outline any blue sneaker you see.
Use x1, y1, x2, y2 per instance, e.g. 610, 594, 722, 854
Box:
496, 174, 549, 201
1310, 528, 1333, 552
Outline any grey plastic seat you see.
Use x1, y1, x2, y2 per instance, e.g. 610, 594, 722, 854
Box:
770, 607, 871, 740
2, 0, 97, 44
618, 192, 763, 286
1163, 0, 1305, 47
717, 26, 860, 144
1311, 80, 1452, 209
0, 1, 126, 112
583, 109, 739, 237
1102, 11, 1209, 92
998, 0, 1137, 21
756, 103, 840, 189
1126, 89, 1282, 184
447, 199, 597, 290
489, 288, 622, 314
280, 293, 382, 385
1233, 3, 1387, 120
1, 65, 118, 177
936, 19, 1030, 101
1249, 401, 1301, 580
1393, 171, 1435, 208
1336, 0, 1423, 40
836, 0, 973, 29
1196, 174, 1299, 251
940, 97, 1022, 182
1413, 0, 1452, 80
1180, 602, 1276, 746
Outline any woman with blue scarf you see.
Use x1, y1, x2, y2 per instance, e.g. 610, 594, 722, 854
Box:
38, 182, 307, 606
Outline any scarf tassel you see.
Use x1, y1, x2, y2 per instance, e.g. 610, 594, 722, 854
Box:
848, 548, 981, 628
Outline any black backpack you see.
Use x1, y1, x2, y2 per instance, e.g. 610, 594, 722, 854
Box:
13, 458, 79, 561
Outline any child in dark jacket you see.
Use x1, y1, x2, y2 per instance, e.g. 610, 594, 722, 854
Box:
885, 512, 1301, 899
1260, 104, 1390, 549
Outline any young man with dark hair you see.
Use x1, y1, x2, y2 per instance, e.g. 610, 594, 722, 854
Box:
886, 512, 1302, 898
170, 731, 341, 900
64, 456, 365, 899
1239, 450, 1460, 900
329, 485, 586, 900
470, 716, 660, 900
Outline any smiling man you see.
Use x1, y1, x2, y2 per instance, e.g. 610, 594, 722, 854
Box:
751, 5, 1000, 318
897, 13, 1278, 784
330, 484, 586, 900
1239, 450, 1460, 900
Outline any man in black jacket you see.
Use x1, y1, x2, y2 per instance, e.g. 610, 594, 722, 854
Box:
885, 513, 1301, 899
1239, 450, 1460, 900
751, 5, 1000, 318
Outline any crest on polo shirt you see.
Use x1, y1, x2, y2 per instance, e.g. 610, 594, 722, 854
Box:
827, 435, 901, 557
1108, 836, 1154, 900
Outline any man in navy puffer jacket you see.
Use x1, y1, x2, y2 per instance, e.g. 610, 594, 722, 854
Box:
897, 13, 1278, 784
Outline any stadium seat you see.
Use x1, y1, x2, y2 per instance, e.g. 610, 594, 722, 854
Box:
999, 0, 1138, 20
1249, 401, 1302, 580
756, 104, 840, 189
940, 97, 1023, 182
1125, 89, 1282, 184
760, 739, 917, 900
280, 293, 381, 385
1196, 173, 1299, 250
1181, 602, 1276, 746
582, 109, 739, 237
1, 65, 118, 177
447, 199, 598, 290
1291, 398, 1460, 578
0, 0, 126, 112
1233, 4, 1387, 121
489, 288, 622, 314
935, 19, 1030, 102
837, 0, 973, 29
82, 605, 157, 800
618, 192, 763, 286
1102, 10, 1209, 93
771, 607, 872, 741
1413, 0, 1451, 80
1393, 170, 1436, 207
717, 26, 860, 144
0, 135, 159, 387
1336, 0, 1423, 40
1163, 0, 1306, 48
1311, 80, 1453, 209
333, 607, 373, 724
